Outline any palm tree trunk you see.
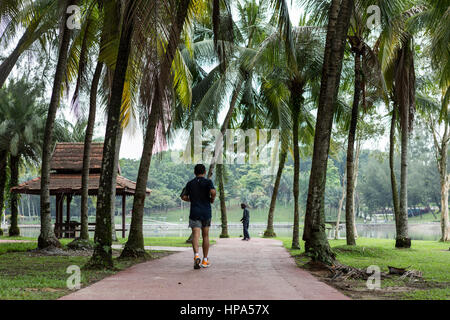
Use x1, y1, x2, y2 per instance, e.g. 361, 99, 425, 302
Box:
121, 104, 159, 257
110, 127, 123, 241
0, 151, 7, 232
396, 104, 411, 248
38, 0, 77, 249
80, 62, 103, 240
335, 168, 346, 239
217, 164, 229, 238
345, 51, 362, 246
8, 155, 20, 236
302, 0, 354, 264
353, 138, 361, 238
389, 109, 400, 225
394, 37, 415, 249
292, 103, 300, 249
207, 81, 243, 179
264, 148, 287, 237
189, 82, 241, 243
121, 0, 191, 258
437, 122, 449, 241
88, 1, 134, 268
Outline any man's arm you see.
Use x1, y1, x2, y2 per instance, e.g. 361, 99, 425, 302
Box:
181, 185, 190, 202
210, 189, 216, 203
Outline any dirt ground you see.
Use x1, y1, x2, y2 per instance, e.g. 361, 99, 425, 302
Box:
298, 257, 449, 300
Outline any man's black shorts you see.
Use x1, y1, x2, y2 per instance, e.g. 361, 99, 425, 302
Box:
189, 219, 211, 228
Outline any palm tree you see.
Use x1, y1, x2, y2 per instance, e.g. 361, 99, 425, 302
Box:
88, 0, 136, 267
343, 0, 405, 246
379, 0, 419, 247
0, 148, 6, 233
0, 0, 59, 88
122, 0, 239, 257
406, 0, 449, 242
39, 0, 78, 250
301, 0, 354, 264
0, 79, 47, 237
119, 0, 193, 258
416, 79, 449, 241
251, 18, 321, 249
264, 145, 287, 237
66, 0, 108, 244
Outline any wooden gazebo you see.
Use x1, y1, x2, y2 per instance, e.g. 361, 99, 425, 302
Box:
11, 142, 151, 238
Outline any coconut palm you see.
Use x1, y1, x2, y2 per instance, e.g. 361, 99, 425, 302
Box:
248, 17, 321, 248
300, 0, 354, 264
409, 0, 449, 105
416, 75, 450, 241
379, 2, 420, 248
0, 79, 47, 236
39, 0, 78, 250
0, 0, 60, 88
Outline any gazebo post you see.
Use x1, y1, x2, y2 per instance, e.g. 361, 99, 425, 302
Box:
55, 195, 60, 238
122, 194, 126, 238
65, 195, 72, 238
55, 194, 63, 238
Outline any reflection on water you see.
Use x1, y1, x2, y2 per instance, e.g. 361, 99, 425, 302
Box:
356, 223, 441, 241
16, 222, 442, 241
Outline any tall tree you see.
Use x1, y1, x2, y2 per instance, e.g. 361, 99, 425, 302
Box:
216, 163, 229, 238
417, 91, 450, 242
8, 154, 19, 236
79, 61, 103, 241
88, 0, 135, 267
394, 36, 416, 248
0, 150, 6, 234
38, 0, 78, 249
302, 0, 354, 264
264, 147, 287, 237
0, 79, 48, 237
121, 0, 192, 258
254, 20, 320, 249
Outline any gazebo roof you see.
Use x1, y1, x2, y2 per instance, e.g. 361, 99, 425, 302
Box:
11, 173, 150, 196
50, 142, 120, 174
11, 142, 149, 196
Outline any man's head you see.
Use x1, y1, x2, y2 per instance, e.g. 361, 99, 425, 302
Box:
194, 164, 206, 177
241, 203, 246, 209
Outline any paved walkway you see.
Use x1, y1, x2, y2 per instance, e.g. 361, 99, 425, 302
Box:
0, 239, 35, 243
111, 244, 191, 252
61, 238, 349, 300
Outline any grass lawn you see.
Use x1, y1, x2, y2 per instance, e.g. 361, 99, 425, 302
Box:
0, 235, 215, 248
115, 236, 216, 247
278, 237, 450, 300
0, 235, 216, 300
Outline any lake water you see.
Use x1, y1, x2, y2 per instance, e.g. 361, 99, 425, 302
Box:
14, 222, 442, 241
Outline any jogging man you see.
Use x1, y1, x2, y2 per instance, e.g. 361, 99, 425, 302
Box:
181, 164, 216, 269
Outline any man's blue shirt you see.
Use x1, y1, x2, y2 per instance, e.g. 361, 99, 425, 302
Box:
184, 176, 215, 220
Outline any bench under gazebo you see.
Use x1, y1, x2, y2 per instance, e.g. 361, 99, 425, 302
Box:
11, 142, 151, 238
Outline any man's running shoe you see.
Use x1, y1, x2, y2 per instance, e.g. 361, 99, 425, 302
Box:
194, 256, 201, 269
201, 259, 211, 268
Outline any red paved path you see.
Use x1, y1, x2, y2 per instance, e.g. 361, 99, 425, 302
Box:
60, 238, 349, 300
